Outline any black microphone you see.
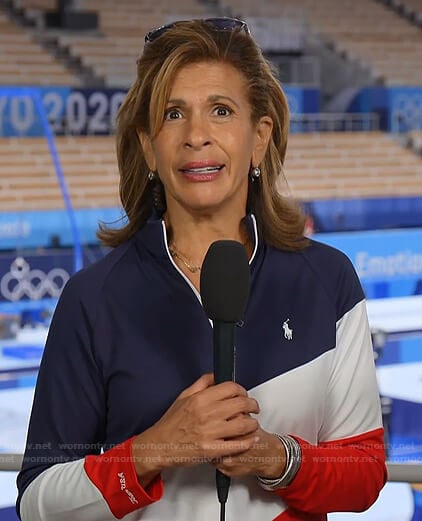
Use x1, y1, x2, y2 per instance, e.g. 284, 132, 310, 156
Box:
200, 240, 251, 518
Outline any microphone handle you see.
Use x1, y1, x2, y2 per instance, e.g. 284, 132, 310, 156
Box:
213, 321, 236, 506
213, 321, 235, 384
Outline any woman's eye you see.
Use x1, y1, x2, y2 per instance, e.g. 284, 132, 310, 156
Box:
214, 106, 232, 116
164, 109, 181, 120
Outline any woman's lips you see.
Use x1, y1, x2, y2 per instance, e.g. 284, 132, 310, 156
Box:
180, 164, 225, 181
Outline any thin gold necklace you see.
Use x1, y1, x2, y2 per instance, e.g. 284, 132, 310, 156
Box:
169, 237, 251, 274
169, 245, 201, 273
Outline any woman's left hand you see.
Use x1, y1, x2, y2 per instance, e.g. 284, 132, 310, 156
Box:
212, 427, 287, 478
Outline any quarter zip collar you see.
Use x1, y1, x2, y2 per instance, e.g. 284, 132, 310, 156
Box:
136, 211, 262, 270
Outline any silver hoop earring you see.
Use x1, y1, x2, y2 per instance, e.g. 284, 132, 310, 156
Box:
148, 170, 156, 181
250, 166, 261, 180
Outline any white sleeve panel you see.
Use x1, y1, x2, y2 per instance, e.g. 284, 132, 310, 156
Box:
319, 299, 383, 442
19, 459, 142, 521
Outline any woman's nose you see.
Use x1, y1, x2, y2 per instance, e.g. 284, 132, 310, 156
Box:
183, 115, 212, 149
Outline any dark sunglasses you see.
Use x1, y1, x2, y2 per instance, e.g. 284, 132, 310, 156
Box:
144, 17, 250, 44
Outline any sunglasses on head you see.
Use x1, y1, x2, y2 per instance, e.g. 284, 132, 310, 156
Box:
144, 17, 250, 44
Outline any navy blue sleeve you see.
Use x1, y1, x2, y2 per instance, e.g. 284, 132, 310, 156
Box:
16, 272, 106, 516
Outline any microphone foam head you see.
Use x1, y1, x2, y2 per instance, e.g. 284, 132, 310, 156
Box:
200, 240, 251, 322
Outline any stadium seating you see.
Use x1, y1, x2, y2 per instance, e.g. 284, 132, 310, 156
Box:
56, 0, 209, 87
3, 0, 176, 87
283, 131, 422, 199
4, 0, 422, 87
223, 0, 422, 86
0, 136, 119, 210
0, 10, 80, 86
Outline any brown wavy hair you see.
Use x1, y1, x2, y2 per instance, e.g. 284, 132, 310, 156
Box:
98, 19, 307, 251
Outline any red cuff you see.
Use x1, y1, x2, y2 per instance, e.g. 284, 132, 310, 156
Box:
84, 436, 164, 519
274, 428, 387, 513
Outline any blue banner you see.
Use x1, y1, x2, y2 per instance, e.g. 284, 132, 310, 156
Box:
315, 228, 422, 298
0, 86, 69, 136
0, 87, 127, 137
0, 248, 104, 312
389, 87, 422, 133
348, 86, 422, 132
0, 252, 72, 303
306, 196, 422, 232
284, 86, 320, 115
0, 208, 124, 250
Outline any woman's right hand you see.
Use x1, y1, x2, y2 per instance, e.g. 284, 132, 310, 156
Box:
131, 373, 260, 483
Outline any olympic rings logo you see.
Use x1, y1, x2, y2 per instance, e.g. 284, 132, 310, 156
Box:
0, 256, 69, 301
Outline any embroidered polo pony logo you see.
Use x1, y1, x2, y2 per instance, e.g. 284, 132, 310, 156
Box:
282, 319, 293, 340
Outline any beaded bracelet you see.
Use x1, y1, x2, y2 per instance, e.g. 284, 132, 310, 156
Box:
256, 434, 302, 490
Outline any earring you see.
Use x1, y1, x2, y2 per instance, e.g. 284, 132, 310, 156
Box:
152, 178, 166, 212
148, 170, 156, 181
250, 166, 261, 181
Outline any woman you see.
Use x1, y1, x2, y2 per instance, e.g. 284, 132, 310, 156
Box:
16, 18, 387, 521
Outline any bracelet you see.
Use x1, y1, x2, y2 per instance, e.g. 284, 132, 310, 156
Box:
256, 434, 302, 491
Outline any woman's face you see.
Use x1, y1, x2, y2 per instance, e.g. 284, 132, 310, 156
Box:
140, 60, 272, 219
